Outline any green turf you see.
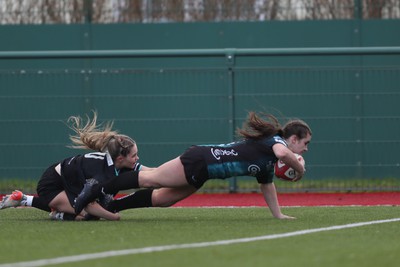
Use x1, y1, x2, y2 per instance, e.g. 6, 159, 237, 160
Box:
0, 206, 399, 267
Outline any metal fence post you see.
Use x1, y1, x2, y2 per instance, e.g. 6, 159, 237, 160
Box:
226, 51, 237, 192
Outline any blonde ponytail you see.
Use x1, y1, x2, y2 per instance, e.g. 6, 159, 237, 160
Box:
67, 111, 136, 160
67, 111, 118, 151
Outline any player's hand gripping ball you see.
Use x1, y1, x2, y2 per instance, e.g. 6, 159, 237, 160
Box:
274, 153, 305, 181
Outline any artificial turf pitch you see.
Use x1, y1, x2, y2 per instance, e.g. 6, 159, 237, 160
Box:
0, 205, 399, 267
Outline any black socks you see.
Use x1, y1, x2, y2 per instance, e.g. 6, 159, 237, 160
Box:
107, 189, 153, 212
32, 197, 52, 212
103, 170, 140, 194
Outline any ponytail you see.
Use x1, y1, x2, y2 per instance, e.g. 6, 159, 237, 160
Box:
67, 111, 136, 160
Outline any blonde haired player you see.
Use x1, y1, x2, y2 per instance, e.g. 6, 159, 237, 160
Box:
0, 112, 152, 220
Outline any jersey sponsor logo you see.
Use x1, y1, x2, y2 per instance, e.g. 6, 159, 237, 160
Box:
210, 148, 238, 160
248, 164, 261, 176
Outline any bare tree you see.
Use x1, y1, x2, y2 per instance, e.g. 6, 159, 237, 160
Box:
0, 0, 399, 24
363, 0, 400, 18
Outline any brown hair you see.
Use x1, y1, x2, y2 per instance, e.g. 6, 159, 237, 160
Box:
282, 119, 312, 140
237, 112, 283, 139
67, 111, 136, 160
237, 111, 311, 140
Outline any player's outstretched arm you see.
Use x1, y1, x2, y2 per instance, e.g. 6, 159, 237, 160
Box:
260, 183, 296, 220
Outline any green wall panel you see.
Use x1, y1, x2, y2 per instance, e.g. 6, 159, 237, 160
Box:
0, 20, 399, 192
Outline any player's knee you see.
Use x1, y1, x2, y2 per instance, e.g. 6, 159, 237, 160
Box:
151, 191, 174, 207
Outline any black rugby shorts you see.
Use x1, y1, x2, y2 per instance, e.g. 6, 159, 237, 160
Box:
179, 146, 209, 189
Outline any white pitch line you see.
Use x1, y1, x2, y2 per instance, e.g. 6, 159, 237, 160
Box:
1, 218, 399, 267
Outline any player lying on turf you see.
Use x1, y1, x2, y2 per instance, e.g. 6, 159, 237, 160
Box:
0, 112, 153, 220
75, 111, 312, 220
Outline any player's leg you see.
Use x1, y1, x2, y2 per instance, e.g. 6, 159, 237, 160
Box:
47, 191, 81, 220
151, 186, 198, 207
31, 163, 66, 212
74, 157, 188, 214
48, 191, 76, 214
0, 190, 63, 213
103, 157, 188, 192
0, 190, 51, 212
107, 186, 197, 213
0, 190, 80, 221
49, 191, 119, 221
107, 189, 154, 212
138, 157, 188, 188
0, 190, 27, 209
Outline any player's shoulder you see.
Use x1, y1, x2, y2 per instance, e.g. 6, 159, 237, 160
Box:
262, 135, 288, 147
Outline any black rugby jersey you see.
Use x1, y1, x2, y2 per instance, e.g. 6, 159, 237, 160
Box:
59, 152, 141, 195
199, 135, 287, 183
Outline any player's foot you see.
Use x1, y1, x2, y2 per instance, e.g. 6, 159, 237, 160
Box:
74, 178, 100, 215
0, 190, 26, 209
49, 210, 79, 221
49, 210, 65, 220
